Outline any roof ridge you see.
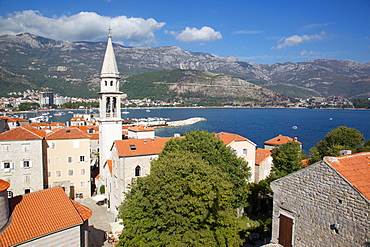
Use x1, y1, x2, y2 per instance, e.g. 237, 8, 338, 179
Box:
19, 126, 44, 139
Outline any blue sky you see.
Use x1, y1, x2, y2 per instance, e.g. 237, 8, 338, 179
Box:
0, 0, 369, 64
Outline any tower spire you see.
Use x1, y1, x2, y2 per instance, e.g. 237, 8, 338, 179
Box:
101, 31, 119, 78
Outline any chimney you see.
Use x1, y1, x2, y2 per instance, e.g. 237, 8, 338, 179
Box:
294, 137, 298, 142
144, 140, 147, 144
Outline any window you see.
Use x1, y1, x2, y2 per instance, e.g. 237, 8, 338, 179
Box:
242, 148, 247, 155
110, 80, 113, 86
50, 142, 56, 150
80, 181, 86, 188
22, 160, 32, 168
21, 144, 30, 152
24, 175, 30, 183
2, 162, 13, 172
2, 145, 10, 153
135, 166, 141, 177
73, 140, 80, 148
80, 168, 86, 176
79, 155, 85, 162
130, 145, 136, 151
55, 156, 61, 164
233, 149, 237, 155
56, 170, 62, 177
3, 162, 11, 169
24, 189, 31, 194
47, 157, 51, 165
48, 171, 51, 177
68, 169, 74, 176
67, 156, 73, 163
105, 80, 107, 86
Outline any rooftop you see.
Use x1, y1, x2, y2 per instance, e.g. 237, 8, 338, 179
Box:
46, 127, 90, 140
324, 152, 370, 201
264, 134, 301, 145
255, 148, 272, 165
0, 186, 92, 246
0, 125, 45, 140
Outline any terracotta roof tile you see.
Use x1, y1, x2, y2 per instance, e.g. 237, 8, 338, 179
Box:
106, 160, 113, 174
128, 125, 155, 132
324, 152, 370, 200
1, 117, 28, 122
255, 148, 272, 165
0, 125, 45, 140
30, 122, 50, 127
50, 122, 66, 126
71, 117, 85, 121
46, 127, 90, 140
0, 180, 10, 192
89, 133, 99, 140
115, 137, 176, 157
0, 186, 92, 246
215, 132, 256, 146
264, 135, 301, 145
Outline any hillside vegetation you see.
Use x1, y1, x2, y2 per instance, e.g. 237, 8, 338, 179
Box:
0, 33, 369, 100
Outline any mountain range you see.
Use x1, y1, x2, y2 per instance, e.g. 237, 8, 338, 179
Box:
0, 33, 369, 101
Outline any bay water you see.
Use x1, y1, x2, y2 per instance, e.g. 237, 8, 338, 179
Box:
42, 108, 370, 153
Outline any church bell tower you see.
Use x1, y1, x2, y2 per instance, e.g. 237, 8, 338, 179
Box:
98, 31, 123, 181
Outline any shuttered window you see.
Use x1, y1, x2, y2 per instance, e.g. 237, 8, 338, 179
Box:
278, 214, 293, 247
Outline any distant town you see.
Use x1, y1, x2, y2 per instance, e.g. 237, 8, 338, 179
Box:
1, 88, 368, 111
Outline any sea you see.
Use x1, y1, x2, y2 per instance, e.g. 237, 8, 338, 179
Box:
17, 108, 370, 153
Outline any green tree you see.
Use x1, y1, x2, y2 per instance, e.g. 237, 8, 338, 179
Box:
309, 126, 364, 163
161, 130, 251, 209
268, 141, 304, 181
119, 149, 242, 247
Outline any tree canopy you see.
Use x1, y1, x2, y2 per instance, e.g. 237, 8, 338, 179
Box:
161, 130, 251, 208
268, 141, 304, 181
309, 126, 365, 163
118, 131, 248, 246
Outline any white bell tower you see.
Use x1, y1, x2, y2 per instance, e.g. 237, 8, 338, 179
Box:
98, 31, 123, 182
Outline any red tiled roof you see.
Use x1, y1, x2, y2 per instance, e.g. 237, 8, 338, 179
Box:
1, 117, 28, 122
128, 125, 155, 132
46, 127, 90, 140
215, 132, 250, 145
0, 125, 45, 140
324, 152, 370, 200
0, 180, 10, 192
89, 133, 99, 140
50, 122, 66, 126
264, 135, 301, 145
71, 117, 85, 121
255, 148, 272, 165
106, 160, 113, 174
0, 187, 92, 246
30, 122, 50, 127
115, 137, 175, 157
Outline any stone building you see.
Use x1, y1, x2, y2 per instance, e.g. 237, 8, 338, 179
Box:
0, 125, 46, 196
270, 152, 370, 247
0, 179, 91, 246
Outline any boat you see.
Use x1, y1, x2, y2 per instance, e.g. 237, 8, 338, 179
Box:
29, 115, 49, 123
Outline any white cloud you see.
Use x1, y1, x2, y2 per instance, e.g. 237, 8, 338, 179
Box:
168, 26, 222, 43
0, 10, 165, 44
299, 22, 335, 30
274, 32, 326, 50
232, 30, 263, 35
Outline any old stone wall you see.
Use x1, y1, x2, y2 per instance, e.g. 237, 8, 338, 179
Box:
271, 161, 369, 247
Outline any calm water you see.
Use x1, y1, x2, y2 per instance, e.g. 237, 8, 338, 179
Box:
24, 108, 370, 153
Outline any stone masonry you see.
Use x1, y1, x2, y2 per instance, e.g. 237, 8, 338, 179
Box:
270, 161, 369, 246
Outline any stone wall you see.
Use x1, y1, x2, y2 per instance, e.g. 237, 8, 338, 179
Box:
270, 161, 369, 246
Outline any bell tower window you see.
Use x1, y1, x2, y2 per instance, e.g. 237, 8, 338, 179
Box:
110, 81, 113, 86
105, 81, 107, 86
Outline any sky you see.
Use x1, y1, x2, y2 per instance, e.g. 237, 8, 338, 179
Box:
0, 0, 369, 64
